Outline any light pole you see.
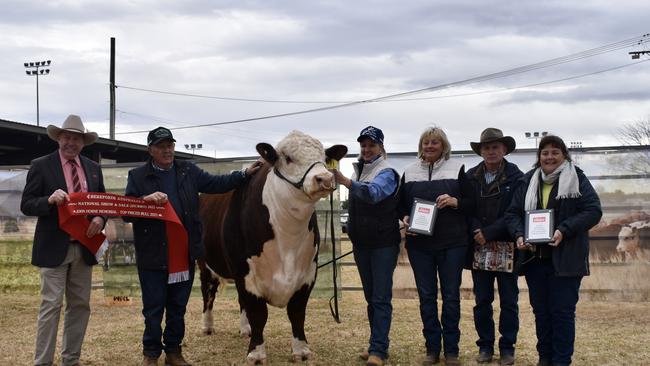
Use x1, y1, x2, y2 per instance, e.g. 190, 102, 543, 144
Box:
525, 131, 548, 147
184, 143, 202, 158
24, 60, 52, 127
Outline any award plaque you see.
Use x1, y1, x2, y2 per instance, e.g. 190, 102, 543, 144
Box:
525, 209, 554, 244
407, 198, 438, 236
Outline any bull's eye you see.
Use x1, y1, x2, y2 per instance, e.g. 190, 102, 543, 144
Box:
285, 156, 293, 164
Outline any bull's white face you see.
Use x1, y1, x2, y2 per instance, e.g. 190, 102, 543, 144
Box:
274, 131, 335, 200
617, 226, 640, 253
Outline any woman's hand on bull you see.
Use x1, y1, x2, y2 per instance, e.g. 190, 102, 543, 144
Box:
548, 229, 563, 247
143, 191, 168, 205
331, 169, 351, 188
245, 160, 264, 176
435, 194, 458, 209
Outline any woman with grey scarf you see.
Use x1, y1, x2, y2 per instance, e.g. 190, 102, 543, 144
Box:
504, 135, 602, 366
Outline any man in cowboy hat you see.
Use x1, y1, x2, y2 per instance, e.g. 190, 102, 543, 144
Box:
465, 128, 523, 365
21, 114, 106, 366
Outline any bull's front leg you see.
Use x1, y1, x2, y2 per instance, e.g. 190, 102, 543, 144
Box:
198, 260, 220, 335
287, 283, 314, 362
237, 280, 269, 365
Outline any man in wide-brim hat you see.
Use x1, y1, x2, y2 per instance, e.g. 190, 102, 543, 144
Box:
21, 114, 105, 366
46, 114, 98, 145
465, 127, 523, 366
470, 127, 516, 157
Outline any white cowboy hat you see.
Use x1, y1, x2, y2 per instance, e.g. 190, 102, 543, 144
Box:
46, 115, 98, 145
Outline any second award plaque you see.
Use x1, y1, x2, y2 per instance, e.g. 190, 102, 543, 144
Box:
525, 209, 554, 244
406, 198, 438, 236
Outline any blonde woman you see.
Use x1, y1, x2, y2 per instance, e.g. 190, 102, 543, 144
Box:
399, 126, 472, 366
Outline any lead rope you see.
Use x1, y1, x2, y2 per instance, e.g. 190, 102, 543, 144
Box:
327, 190, 341, 323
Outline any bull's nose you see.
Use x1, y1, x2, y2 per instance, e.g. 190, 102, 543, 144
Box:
314, 172, 335, 189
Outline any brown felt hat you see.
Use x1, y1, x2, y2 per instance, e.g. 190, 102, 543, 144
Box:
470, 128, 516, 156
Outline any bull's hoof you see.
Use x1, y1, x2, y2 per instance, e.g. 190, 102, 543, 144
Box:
246, 344, 267, 365
245, 358, 268, 366
290, 338, 313, 363
202, 312, 215, 336
290, 353, 313, 363
240, 326, 251, 338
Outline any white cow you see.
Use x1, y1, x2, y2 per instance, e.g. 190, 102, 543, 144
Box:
616, 220, 650, 262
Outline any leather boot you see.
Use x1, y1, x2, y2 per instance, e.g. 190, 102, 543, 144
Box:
164, 352, 191, 366
142, 355, 159, 366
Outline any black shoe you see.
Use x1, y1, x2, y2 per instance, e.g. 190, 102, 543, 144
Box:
477, 351, 493, 363
499, 353, 515, 365
422, 353, 440, 365
445, 354, 462, 366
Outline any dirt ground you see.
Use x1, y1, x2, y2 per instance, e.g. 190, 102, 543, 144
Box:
1, 290, 649, 366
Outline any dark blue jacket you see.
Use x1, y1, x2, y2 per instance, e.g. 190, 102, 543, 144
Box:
124, 159, 247, 270
504, 166, 602, 276
466, 159, 523, 242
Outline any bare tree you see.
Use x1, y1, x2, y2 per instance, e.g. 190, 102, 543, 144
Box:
613, 118, 650, 174
617, 118, 650, 146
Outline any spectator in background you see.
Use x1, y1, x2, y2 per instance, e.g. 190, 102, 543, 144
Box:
505, 135, 602, 366
21, 115, 106, 366
333, 126, 400, 366
465, 128, 523, 365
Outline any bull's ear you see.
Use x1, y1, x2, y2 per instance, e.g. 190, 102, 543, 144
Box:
325, 144, 347, 162
256, 143, 278, 164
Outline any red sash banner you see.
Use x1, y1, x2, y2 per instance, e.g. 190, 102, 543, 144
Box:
58, 192, 190, 284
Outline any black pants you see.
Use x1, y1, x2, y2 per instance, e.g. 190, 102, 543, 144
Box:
525, 259, 582, 366
138, 266, 195, 357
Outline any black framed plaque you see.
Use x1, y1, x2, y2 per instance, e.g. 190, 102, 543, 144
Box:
406, 198, 438, 236
525, 209, 554, 244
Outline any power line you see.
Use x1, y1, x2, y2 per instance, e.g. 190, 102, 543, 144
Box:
115, 58, 649, 135
115, 33, 649, 104
390, 59, 650, 101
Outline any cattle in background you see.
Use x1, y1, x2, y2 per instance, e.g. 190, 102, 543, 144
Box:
589, 211, 650, 262
198, 131, 346, 365
617, 220, 650, 262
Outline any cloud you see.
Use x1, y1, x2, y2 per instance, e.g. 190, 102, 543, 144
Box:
1, 0, 650, 159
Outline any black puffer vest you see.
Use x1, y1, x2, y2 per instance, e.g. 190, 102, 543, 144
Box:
348, 158, 401, 249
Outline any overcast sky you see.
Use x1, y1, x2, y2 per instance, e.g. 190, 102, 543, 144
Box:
1, 0, 649, 158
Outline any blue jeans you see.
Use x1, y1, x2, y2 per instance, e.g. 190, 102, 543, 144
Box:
407, 245, 466, 357
354, 244, 399, 360
525, 259, 582, 365
138, 265, 195, 357
472, 269, 519, 355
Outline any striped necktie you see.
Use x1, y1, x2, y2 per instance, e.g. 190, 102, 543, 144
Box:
68, 160, 82, 192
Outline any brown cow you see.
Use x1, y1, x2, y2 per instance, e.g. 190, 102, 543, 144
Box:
198, 131, 346, 365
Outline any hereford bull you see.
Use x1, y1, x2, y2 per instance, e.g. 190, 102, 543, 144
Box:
198, 131, 346, 364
